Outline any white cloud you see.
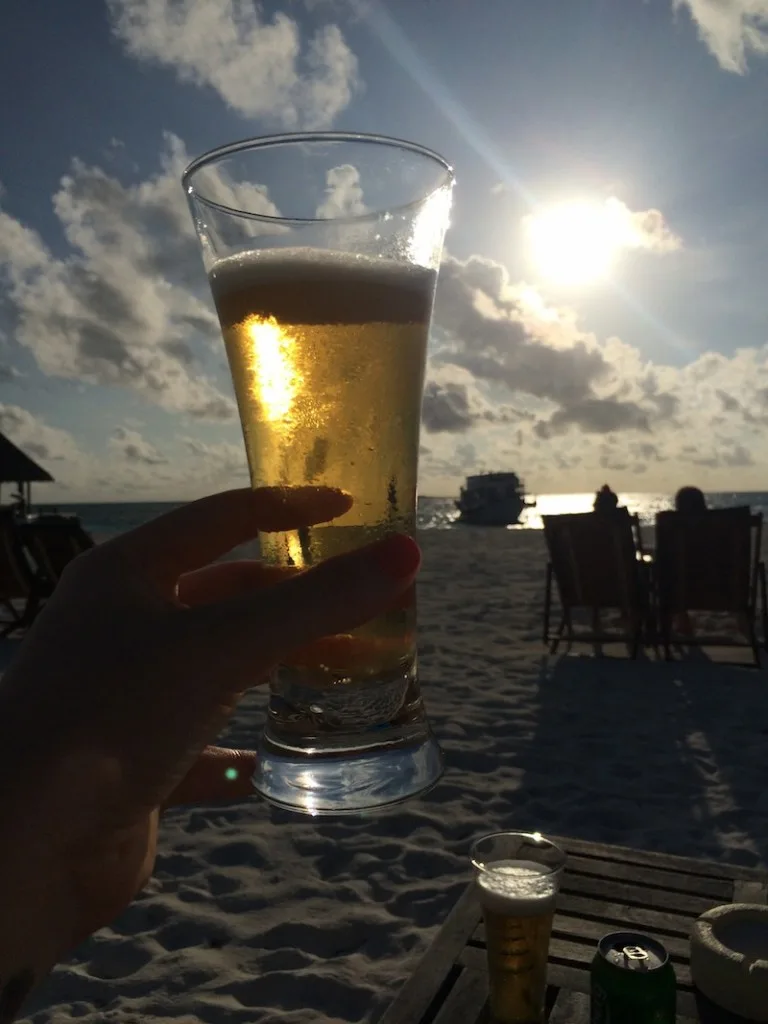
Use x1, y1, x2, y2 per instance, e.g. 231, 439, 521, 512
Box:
673, 0, 768, 73
315, 164, 367, 218
0, 404, 82, 465
434, 253, 623, 412
97, 428, 248, 498
422, 363, 528, 433
107, 0, 359, 127
181, 435, 248, 477
0, 403, 251, 501
606, 198, 682, 253
0, 208, 49, 273
0, 134, 236, 421
423, 249, 768, 492
110, 426, 167, 465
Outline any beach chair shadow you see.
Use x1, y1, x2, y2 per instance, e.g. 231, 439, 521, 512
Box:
654, 508, 767, 668
542, 511, 647, 658
0, 510, 48, 637
19, 515, 95, 587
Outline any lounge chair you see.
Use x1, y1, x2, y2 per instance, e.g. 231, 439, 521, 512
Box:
654, 507, 766, 666
0, 510, 46, 636
542, 510, 647, 657
18, 514, 94, 587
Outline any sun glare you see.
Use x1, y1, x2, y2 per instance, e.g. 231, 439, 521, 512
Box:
244, 315, 302, 422
525, 200, 626, 287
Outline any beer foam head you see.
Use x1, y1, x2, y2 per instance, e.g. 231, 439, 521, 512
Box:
210, 247, 435, 289
209, 247, 436, 326
476, 860, 558, 917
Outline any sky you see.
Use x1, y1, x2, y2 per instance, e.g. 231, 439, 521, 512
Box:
3, 0, 768, 501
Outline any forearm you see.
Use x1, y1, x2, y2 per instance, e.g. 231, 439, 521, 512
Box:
0, 734, 78, 1020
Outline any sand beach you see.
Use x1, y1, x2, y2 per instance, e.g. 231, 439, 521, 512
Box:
3, 526, 768, 1023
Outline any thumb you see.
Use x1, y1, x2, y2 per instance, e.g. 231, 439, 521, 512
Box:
183, 534, 421, 685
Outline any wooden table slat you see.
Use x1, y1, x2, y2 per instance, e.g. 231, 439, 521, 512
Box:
551, 836, 766, 882
553, 913, 692, 960
562, 872, 717, 916
472, 912, 692, 960
557, 892, 699, 937
432, 967, 487, 1024
548, 990, 589, 1024
565, 853, 733, 900
377, 885, 479, 1024
458, 944, 491, 972
548, 936, 694, 990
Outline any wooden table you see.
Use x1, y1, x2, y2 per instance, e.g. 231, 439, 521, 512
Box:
378, 836, 768, 1024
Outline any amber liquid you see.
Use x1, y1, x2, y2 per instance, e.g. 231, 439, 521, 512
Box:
210, 249, 436, 743
478, 862, 558, 1024
483, 907, 554, 1024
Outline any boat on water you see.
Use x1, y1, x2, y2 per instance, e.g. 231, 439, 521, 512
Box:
455, 472, 534, 526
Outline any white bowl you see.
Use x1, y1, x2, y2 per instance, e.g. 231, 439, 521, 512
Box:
690, 903, 768, 1022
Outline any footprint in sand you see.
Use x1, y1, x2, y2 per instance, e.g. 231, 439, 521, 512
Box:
252, 917, 390, 958
155, 918, 233, 952
207, 871, 243, 896
86, 939, 155, 980
257, 948, 315, 971
111, 899, 173, 936
154, 852, 202, 879
222, 972, 376, 1018
401, 848, 463, 877
389, 883, 466, 926
207, 839, 270, 869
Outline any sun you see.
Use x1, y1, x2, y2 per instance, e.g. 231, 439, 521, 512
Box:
524, 200, 626, 287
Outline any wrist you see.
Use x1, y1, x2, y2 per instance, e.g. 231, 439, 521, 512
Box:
0, 773, 80, 1015
0, 868, 68, 1021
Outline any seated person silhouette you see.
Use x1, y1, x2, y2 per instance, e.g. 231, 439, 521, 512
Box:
672, 485, 707, 636
593, 484, 620, 515
590, 484, 633, 634
674, 485, 707, 514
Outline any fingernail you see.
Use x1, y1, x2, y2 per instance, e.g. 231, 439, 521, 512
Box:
372, 534, 421, 580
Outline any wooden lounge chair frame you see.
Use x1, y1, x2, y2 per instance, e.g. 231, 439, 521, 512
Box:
18, 516, 94, 587
654, 507, 766, 667
542, 511, 647, 657
0, 511, 48, 637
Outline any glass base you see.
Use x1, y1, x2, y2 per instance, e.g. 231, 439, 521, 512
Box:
252, 733, 444, 815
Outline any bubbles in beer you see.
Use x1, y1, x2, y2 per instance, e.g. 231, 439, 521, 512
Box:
208, 246, 436, 729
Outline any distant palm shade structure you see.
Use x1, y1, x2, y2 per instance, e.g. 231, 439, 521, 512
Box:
0, 431, 53, 508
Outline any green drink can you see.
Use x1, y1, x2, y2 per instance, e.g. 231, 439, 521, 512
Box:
591, 932, 677, 1023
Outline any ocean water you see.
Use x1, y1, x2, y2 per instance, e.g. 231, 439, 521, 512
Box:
35, 491, 768, 540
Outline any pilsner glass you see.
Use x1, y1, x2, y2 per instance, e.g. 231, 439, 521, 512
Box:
183, 133, 453, 815
471, 832, 566, 1024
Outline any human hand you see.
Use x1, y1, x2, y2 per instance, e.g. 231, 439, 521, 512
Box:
0, 487, 420, 985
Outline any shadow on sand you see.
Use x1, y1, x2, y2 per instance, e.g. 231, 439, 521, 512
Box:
517, 650, 768, 867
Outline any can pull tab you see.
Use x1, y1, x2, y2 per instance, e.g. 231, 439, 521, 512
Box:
622, 945, 650, 971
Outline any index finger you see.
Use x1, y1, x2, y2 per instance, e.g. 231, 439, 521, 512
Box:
99, 486, 352, 583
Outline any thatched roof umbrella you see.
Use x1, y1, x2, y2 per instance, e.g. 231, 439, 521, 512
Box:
0, 432, 53, 510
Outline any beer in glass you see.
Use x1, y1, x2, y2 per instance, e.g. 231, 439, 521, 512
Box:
183, 133, 453, 814
471, 832, 566, 1024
